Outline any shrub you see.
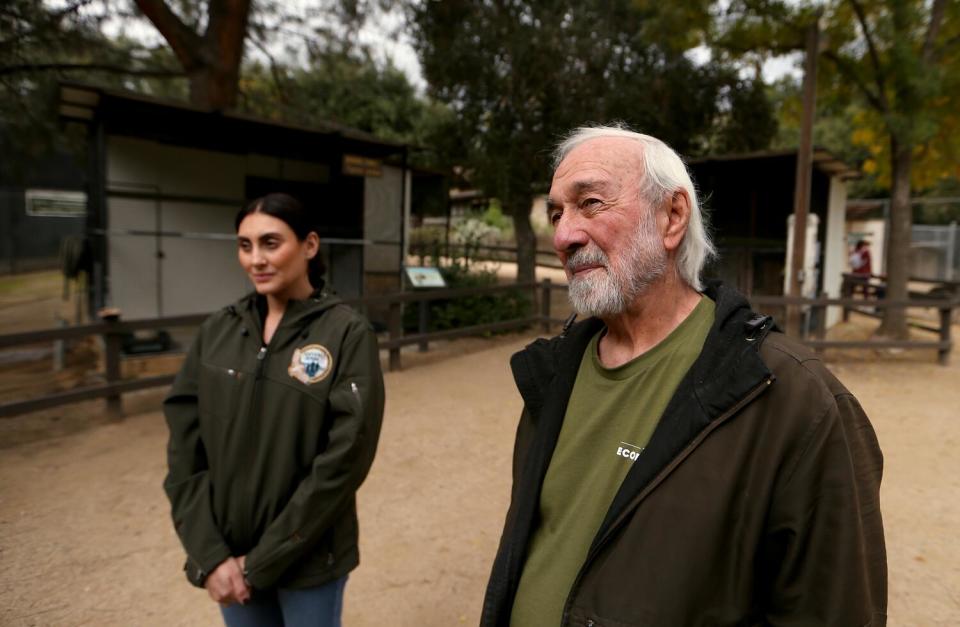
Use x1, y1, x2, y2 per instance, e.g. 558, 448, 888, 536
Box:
481, 200, 512, 232
404, 261, 532, 334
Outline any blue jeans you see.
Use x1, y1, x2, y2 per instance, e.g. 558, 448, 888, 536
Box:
220, 575, 347, 627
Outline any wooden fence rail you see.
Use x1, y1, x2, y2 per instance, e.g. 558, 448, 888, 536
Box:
409, 242, 562, 268
0, 280, 553, 419
749, 294, 957, 365
1, 278, 957, 419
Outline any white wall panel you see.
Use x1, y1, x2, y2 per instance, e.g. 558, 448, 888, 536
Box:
107, 197, 159, 319
823, 177, 848, 327
159, 202, 249, 316
107, 136, 245, 198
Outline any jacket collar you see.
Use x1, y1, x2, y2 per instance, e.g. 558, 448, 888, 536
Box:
511, 281, 772, 412
228, 283, 343, 343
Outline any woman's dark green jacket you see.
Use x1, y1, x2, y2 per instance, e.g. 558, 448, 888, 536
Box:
163, 288, 384, 590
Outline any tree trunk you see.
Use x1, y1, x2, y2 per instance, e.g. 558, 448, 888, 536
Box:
133, 0, 250, 111
507, 196, 537, 284
188, 63, 241, 109
877, 137, 912, 339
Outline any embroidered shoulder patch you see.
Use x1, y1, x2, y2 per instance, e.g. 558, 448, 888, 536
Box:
288, 344, 333, 385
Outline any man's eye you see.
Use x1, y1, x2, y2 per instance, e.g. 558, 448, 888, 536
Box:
238, 241, 250, 251
549, 211, 562, 225
582, 198, 601, 209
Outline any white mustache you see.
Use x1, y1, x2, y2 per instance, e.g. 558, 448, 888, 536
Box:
566, 246, 609, 274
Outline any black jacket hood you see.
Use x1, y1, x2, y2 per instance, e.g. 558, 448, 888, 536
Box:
510, 280, 775, 416
226, 283, 343, 337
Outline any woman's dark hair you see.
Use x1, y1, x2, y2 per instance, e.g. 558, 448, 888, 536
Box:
235, 193, 327, 287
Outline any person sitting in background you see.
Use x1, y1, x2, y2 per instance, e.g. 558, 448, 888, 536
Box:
850, 239, 873, 276
849, 240, 879, 298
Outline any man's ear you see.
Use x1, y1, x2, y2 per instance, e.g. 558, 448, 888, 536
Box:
662, 190, 691, 252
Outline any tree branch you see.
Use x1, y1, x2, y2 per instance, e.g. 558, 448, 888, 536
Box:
922, 0, 947, 63
204, 0, 252, 69
246, 32, 288, 103
131, 0, 204, 70
846, 0, 887, 100
0, 62, 186, 79
821, 49, 887, 113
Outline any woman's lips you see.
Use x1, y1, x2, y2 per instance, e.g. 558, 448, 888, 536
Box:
252, 273, 275, 282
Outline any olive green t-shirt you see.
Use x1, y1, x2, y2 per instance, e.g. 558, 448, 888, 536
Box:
510, 296, 715, 626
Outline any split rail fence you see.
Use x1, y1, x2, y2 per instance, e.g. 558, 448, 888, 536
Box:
1, 278, 957, 419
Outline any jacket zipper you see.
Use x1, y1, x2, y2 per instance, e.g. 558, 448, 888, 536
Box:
239, 345, 269, 548
560, 375, 774, 625
350, 381, 362, 411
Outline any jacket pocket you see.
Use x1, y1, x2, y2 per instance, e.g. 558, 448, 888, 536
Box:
198, 361, 244, 420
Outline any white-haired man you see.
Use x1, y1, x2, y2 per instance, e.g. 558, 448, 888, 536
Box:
481, 126, 886, 626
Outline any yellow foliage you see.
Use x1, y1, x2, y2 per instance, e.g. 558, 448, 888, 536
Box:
851, 127, 875, 146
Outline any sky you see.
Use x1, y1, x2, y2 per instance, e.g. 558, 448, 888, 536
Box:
345, 7, 804, 90
58, 0, 801, 92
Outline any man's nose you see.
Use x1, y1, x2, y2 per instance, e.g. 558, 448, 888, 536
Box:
553, 211, 589, 256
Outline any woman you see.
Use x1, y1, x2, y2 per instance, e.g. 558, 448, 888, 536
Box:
163, 193, 385, 626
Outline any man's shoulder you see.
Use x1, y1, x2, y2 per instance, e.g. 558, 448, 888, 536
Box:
759, 330, 853, 404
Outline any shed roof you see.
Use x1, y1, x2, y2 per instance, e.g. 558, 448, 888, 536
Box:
58, 82, 407, 163
689, 147, 860, 180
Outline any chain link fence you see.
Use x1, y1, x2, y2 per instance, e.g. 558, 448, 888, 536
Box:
912, 223, 959, 281
0, 188, 86, 274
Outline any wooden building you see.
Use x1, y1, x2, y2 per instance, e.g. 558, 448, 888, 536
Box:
690, 148, 858, 326
58, 83, 413, 320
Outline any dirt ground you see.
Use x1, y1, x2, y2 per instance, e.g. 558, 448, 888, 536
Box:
1, 269, 959, 625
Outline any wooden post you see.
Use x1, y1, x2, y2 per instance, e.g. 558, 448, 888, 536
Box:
786, 16, 820, 337
814, 292, 828, 343
939, 306, 952, 366
388, 301, 402, 371
53, 317, 66, 372
418, 300, 429, 352
841, 275, 853, 322
99, 308, 123, 419
541, 278, 552, 334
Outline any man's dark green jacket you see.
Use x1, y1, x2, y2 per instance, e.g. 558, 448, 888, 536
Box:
482, 282, 886, 626
163, 287, 384, 590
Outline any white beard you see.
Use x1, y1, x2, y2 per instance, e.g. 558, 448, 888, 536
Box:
566, 210, 667, 317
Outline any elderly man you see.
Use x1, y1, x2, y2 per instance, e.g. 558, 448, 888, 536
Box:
481, 126, 886, 626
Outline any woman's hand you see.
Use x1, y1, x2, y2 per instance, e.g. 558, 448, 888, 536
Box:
237, 554, 252, 589
204, 557, 251, 606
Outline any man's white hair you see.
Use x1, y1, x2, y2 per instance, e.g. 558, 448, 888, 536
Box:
553, 125, 715, 291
